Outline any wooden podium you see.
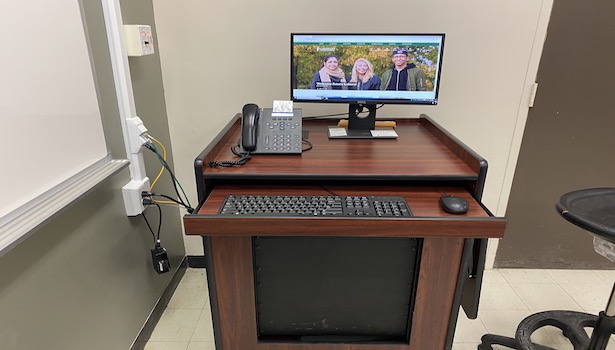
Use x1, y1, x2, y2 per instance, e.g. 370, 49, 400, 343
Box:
184, 114, 506, 350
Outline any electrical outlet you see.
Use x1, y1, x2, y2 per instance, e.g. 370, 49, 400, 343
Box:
124, 25, 155, 57
122, 177, 150, 216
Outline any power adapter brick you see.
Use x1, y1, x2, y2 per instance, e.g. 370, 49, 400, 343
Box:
151, 245, 170, 274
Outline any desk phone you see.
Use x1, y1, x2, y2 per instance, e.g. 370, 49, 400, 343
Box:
241, 104, 302, 154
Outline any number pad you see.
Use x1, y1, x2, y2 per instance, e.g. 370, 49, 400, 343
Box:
260, 112, 303, 154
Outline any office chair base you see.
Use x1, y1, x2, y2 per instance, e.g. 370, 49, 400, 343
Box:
479, 310, 599, 350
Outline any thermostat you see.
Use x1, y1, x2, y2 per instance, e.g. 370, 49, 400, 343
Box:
124, 25, 155, 57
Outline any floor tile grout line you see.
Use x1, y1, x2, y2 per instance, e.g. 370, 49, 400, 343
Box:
186, 308, 203, 343
506, 269, 535, 311
554, 275, 600, 314
546, 268, 609, 285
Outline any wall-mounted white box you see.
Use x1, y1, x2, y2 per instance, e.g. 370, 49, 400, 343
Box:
124, 25, 155, 57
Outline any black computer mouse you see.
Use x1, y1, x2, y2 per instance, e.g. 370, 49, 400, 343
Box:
439, 195, 469, 214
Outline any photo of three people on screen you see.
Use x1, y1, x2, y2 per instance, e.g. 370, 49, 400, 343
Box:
303, 47, 434, 92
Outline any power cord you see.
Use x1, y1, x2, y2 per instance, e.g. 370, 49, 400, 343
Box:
141, 200, 170, 274
143, 191, 194, 214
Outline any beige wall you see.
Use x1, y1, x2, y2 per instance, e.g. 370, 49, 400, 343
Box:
152, 0, 553, 258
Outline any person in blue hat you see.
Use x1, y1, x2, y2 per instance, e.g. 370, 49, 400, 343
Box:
380, 47, 427, 91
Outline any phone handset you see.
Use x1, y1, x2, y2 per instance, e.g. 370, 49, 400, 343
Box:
241, 103, 260, 152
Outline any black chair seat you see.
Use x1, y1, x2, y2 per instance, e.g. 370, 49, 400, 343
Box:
556, 187, 615, 244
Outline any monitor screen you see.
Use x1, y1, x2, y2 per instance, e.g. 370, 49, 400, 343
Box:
291, 33, 445, 105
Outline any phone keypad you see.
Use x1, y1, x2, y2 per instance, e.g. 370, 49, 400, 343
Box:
268, 134, 301, 152
262, 117, 301, 153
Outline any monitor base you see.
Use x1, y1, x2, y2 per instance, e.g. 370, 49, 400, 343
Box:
328, 127, 398, 139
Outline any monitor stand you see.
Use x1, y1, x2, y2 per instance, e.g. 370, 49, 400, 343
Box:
347, 103, 376, 134
328, 103, 397, 139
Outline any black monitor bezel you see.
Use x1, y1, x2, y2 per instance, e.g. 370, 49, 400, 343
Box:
290, 33, 445, 106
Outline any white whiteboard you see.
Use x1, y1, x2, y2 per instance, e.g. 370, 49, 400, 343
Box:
0, 1, 110, 241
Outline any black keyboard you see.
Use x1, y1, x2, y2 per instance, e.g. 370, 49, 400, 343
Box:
219, 195, 412, 217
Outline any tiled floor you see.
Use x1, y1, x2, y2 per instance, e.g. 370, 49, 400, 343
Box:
145, 268, 615, 350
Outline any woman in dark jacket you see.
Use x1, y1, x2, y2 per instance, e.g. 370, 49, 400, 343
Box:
310, 54, 347, 90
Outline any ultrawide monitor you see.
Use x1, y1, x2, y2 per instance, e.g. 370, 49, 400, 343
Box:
291, 33, 445, 105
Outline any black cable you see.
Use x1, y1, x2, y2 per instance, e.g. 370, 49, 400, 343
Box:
230, 141, 243, 157
302, 112, 348, 120
142, 210, 156, 243
154, 201, 162, 242
208, 153, 251, 167
321, 187, 340, 196
148, 192, 194, 213
141, 203, 162, 245
302, 139, 313, 152
208, 143, 251, 167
